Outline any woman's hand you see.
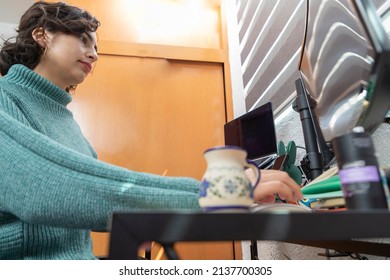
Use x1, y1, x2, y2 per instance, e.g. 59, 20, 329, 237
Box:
246, 169, 303, 203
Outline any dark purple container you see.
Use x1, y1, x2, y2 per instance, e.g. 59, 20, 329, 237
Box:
332, 127, 388, 210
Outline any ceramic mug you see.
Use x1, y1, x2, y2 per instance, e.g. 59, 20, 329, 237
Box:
198, 146, 260, 212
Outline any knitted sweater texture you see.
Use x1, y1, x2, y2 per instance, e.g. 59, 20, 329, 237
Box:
0, 64, 200, 260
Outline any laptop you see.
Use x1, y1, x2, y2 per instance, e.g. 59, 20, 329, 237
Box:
224, 102, 278, 169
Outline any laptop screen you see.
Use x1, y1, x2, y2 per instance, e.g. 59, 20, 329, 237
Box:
224, 102, 277, 162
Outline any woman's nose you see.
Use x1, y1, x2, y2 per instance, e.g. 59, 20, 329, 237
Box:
88, 49, 98, 62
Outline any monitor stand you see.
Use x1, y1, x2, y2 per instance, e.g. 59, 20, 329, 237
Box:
292, 78, 333, 181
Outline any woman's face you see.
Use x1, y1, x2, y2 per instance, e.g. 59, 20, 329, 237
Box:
33, 30, 98, 90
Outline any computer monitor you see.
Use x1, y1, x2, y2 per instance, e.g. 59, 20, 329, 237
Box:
224, 102, 277, 166
295, 0, 390, 179
298, 0, 390, 142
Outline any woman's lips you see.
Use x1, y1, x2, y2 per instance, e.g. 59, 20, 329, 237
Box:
79, 61, 92, 73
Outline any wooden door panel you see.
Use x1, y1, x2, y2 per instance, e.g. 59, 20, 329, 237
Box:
151, 242, 235, 260
71, 55, 225, 178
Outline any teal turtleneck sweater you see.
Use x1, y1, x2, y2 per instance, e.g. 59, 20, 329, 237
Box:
0, 64, 200, 260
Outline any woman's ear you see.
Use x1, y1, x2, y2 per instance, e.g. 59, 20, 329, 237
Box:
32, 27, 46, 48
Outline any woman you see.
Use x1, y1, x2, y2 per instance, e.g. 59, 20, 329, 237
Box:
0, 1, 302, 259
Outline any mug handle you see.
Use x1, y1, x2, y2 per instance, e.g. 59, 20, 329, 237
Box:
245, 160, 261, 189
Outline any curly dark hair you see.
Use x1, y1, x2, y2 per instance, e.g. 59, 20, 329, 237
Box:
0, 1, 100, 76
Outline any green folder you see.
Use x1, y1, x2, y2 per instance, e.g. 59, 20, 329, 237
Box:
301, 175, 341, 195
303, 190, 343, 200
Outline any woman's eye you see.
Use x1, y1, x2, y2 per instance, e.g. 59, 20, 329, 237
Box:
80, 36, 87, 44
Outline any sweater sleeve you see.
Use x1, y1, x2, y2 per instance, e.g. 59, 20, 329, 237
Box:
0, 108, 201, 231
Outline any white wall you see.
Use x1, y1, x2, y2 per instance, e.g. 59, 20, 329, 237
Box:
0, 22, 17, 42
0, 0, 34, 44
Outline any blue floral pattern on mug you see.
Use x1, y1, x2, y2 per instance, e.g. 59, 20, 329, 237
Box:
199, 179, 210, 198
199, 175, 252, 199
224, 179, 237, 194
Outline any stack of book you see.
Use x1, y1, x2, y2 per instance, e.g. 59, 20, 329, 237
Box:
299, 167, 346, 211
251, 201, 312, 213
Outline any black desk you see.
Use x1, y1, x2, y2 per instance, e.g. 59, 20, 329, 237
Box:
108, 210, 390, 260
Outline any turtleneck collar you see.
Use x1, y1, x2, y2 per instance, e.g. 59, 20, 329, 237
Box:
3, 64, 73, 106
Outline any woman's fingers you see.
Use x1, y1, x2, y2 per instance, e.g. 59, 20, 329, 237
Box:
262, 170, 302, 197
252, 169, 303, 202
